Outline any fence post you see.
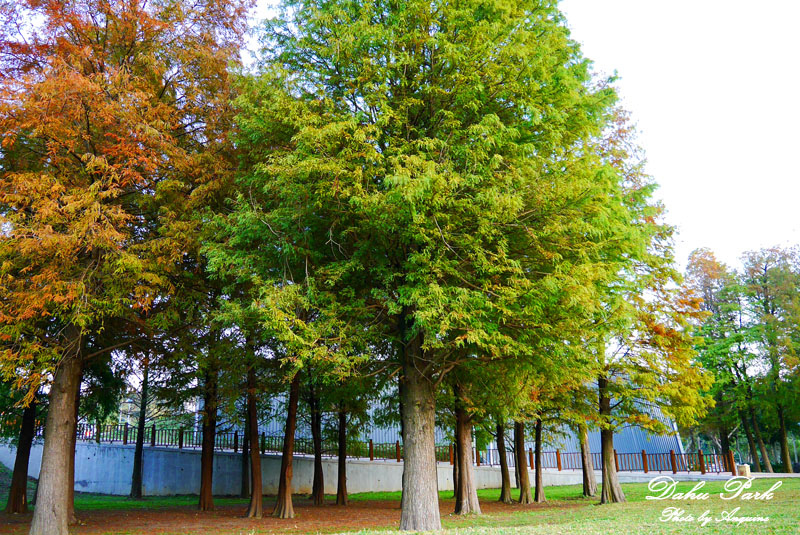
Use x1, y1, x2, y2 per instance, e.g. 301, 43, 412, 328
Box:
698, 450, 705, 474
613, 449, 619, 472
369, 439, 374, 461
396, 440, 401, 462
123, 423, 129, 445
728, 450, 737, 476
528, 448, 534, 468
556, 450, 562, 471
642, 450, 648, 473
234, 431, 238, 453
670, 450, 677, 474
449, 444, 453, 465
150, 424, 156, 447
178, 428, 184, 450
261, 432, 266, 454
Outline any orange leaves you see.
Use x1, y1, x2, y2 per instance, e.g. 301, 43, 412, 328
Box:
0, 0, 249, 386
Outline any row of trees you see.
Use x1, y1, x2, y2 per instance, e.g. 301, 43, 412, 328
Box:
0, 1, 712, 534
684, 247, 800, 473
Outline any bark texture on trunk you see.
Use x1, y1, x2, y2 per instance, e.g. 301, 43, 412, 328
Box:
777, 405, 793, 473
29, 346, 83, 535
398, 328, 441, 531
336, 409, 348, 506
246, 368, 263, 518
310, 384, 324, 506
599, 375, 625, 504
199, 370, 218, 511
453, 395, 480, 515
533, 419, 545, 503
599, 428, 625, 503
130, 360, 149, 499
5, 401, 36, 514
272, 372, 300, 519
513, 421, 532, 504
578, 423, 597, 497
739, 411, 761, 471
750, 408, 774, 473
496, 422, 512, 504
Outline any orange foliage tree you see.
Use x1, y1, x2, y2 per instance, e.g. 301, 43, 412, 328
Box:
0, 1, 248, 533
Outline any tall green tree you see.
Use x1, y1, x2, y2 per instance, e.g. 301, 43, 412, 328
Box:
232, 0, 658, 529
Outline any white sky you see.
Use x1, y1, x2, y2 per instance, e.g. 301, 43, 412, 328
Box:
251, 1, 800, 271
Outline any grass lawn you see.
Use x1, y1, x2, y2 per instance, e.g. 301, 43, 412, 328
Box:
1, 464, 798, 534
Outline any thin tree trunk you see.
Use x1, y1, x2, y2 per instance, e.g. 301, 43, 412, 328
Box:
750, 408, 774, 473
67, 367, 84, 525
452, 416, 461, 498
336, 408, 348, 506
398, 324, 441, 531
29, 339, 83, 535
453, 392, 480, 515
310, 383, 324, 506
740, 411, 761, 471
5, 400, 36, 514
272, 372, 300, 519
130, 359, 149, 499
534, 419, 545, 503
578, 423, 597, 497
246, 367, 263, 518
496, 421, 512, 504
719, 424, 731, 473
599, 375, 625, 504
397, 370, 405, 512
241, 416, 249, 499
777, 405, 793, 473
198, 370, 218, 511
514, 421, 532, 504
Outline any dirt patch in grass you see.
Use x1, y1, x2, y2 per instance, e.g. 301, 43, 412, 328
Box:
0, 495, 581, 535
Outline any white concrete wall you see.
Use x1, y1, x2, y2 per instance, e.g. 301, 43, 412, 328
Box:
3, 441, 709, 497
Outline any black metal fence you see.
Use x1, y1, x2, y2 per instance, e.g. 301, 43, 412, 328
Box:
9, 422, 736, 474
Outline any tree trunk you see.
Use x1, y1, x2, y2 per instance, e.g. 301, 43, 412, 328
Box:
336, 408, 348, 506
130, 359, 149, 499
719, 424, 731, 472
578, 423, 597, 497
5, 400, 36, 514
272, 372, 300, 519
533, 419, 545, 503
310, 384, 324, 506
398, 327, 441, 531
514, 421, 532, 504
496, 421, 512, 504
246, 367, 263, 518
453, 415, 461, 498
241, 417, 249, 499
740, 411, 761, 471
599, 428, 625, 503
777, 405, 793, 473
453, 394, 480, 515
750, 408, 774, 473
599, 375, 625, 504
67, 375, 81, 525
29, 345, 83, 535
198, 370, 218, 511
